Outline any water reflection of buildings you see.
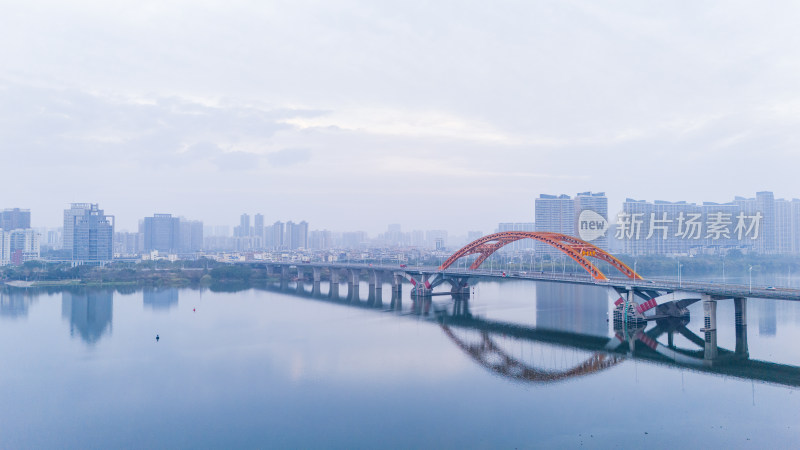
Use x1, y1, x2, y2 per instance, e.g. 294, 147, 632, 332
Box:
0, 290, 37, 319
62, 290, 113, 344
759, 300, 777, 336
535, 283, 608, 336
265, 280, 800, 387
143, 288, 179, 311
259, 278, 800, 387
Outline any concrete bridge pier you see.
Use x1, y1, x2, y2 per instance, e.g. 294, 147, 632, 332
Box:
702, 295, 718, 361
312, 267, 321, 297
391, 274, 403, 310
280, 266, 289, 290
330, 269, 340, 300
295, 269, 305, 294
390, 289, 401, 311
734, 297, 748, 356
348, 269, 360, 302
368, 270, 382, 307
449, 277, 471, 299
409, 274, 432, 298
613, 288, 646, 325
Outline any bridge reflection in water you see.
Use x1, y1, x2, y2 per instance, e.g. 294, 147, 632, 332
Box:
266, 277, 800, 389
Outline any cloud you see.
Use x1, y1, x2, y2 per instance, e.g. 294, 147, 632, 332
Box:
0, 81, 325, 172
212, 151, 262, 171
266, 148, 312, 167
5, 2, 800, 233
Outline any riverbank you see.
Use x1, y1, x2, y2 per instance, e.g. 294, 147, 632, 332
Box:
0, 260, 271, 288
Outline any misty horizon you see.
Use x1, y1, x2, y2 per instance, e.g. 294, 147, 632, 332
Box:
4, 2, 800, 237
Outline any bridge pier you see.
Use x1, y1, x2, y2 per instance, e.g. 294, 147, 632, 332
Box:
392, 274, 403, 297
734, 297, 748, 356
330, 269, 340, 300
312, 267, 321, 296
368, 270, 382, 307
449, 277, 471, 298
348, 269, 360, 302
734, 297, 747, 327
702, 295, 718, 361
390, 289, 402, 311
391, 274, 403, 311
613, 288, 646, 325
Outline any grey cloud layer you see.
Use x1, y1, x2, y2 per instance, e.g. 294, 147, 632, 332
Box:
2, 1, 800, 232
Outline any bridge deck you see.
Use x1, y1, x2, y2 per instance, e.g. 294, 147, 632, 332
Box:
256, 261, 800, 301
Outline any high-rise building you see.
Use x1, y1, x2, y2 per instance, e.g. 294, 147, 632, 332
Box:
64, 203, 114, 263
792, 200, 800, 254
497, 222, 535, 252
237, 213, 251, 237
1, 208, 31, 231
535, 194, 575, 255
46, 228, 62, 249
296, 220, 309, 249
179, 219, 204, 253
253, 214, 264, 240
9, 229, 40, 265
535, 194, 575, 235
384, 224, 405, 247
776, 199, 793, 254
254, 214, 264, 245
0, 230, 11, 265
285, 221, 309, 250
425, 230, 448, 250
342, 231, 367, 249
411, 230, 425, 247
575, 192, 608, 250
618, 198, 653, 256
615, 192, 780, 256
272, 221, 284, 250
114, 231, 141, 255
310, 229, 332, 250
756, 191, 776, 254
143, 214, 180, 253
63, 203, 93, 254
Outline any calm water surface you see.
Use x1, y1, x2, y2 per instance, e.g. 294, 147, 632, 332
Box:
1, 279, 799, 448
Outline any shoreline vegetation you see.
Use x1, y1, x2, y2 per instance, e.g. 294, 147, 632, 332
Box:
0, 259, 266, 289
1, 252, 800, 289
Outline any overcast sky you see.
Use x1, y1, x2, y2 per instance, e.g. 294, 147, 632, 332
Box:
3, 0, 800, 234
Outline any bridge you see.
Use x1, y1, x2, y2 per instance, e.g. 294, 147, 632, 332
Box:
257, 275, 800, 389
249, 231, 800, 369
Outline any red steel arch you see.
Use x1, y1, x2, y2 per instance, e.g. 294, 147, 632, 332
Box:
438, 231, 641, 281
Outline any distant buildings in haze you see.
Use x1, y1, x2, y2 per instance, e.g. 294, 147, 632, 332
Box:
614, 191, 799, 256
0, 208, 39, 266
535, 192, 608, 256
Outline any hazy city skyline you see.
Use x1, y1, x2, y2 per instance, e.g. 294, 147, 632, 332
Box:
7, 190, 797, 237
4, 2, 800, 234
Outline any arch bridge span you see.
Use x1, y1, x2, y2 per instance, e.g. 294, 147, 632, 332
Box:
438, 231, 642, 281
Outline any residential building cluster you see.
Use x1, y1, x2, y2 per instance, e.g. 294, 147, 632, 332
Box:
534, 192, 609, 255
3, 190, 800, 267
0, 208, 39, 265
531, 191, 800, 257
615, 192, 798, 256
